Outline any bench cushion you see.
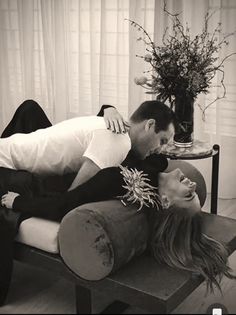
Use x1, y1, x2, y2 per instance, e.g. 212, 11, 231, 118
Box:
15, 217, 60, 254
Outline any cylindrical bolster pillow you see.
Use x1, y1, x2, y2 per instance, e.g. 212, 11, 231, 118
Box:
59, 162, 206, 281
58, 200, 148, 281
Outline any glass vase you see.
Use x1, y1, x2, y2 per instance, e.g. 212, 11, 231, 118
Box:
173, 94, 194, 148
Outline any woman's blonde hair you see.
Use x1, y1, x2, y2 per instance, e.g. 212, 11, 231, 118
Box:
149, 207, 236, 293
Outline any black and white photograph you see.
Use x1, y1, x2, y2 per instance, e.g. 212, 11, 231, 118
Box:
0, 0, 236, 314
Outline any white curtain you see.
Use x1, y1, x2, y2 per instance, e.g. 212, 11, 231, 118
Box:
0, 0, 236, 198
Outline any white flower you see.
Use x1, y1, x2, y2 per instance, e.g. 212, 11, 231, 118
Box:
134, 76, 148, 85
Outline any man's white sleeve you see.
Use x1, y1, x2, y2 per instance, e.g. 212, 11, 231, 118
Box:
83, 130, 131, 169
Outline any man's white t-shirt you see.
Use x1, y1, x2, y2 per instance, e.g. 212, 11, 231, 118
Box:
0, 116, 131, 175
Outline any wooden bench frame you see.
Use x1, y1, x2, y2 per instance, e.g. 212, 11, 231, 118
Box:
13, 212, 236, 314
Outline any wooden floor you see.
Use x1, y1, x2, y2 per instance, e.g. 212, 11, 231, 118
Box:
0, 195, 236, 314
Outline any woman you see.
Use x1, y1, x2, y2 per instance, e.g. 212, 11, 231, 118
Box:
1, 163, 235, 294
0, 100, 234, 302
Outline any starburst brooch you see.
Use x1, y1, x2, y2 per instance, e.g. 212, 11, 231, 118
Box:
118, 165, 162, 212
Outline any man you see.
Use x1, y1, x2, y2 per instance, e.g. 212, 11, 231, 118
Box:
0, 99, 174, 305
0, 100, 175, 191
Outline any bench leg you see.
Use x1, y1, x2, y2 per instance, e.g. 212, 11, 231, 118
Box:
75, 285, 92, 314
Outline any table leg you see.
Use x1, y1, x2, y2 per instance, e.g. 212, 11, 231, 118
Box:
211, 144, 220, 214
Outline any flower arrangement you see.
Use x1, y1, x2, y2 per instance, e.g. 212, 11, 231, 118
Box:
118, 165, 161, 211
127, 2, 236, 118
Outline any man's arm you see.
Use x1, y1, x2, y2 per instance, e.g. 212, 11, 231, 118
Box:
68, 158, 100, 191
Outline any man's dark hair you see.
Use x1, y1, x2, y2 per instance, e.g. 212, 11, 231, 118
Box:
130, 100, 175, 133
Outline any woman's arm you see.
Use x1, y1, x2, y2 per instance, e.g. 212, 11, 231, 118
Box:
97, 104, 115, 117
11, 167, 126, 221
97, 105, 129, 134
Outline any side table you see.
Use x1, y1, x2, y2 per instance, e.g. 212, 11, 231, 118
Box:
161, 140, 220, 214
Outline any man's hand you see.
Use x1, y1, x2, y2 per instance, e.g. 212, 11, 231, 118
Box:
104, 107, 130, 134
1, 192, 20, 209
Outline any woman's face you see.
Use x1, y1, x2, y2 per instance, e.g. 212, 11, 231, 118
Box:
158, 168, 201, 212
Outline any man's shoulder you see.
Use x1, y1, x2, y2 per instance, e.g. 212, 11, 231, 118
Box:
73, 116, 106, 130
53, 116, 106, 131
67, 115, 104, 124
95, 128, 131, 142
86, 127, 131, 155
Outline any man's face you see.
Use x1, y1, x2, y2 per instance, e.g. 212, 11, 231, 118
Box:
133, 121, 174, 159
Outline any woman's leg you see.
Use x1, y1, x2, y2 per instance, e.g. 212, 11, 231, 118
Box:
0, 167, 36, 305
0, 207, 22, 306
1, 100, 52, 138
0, 101, 51, 304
